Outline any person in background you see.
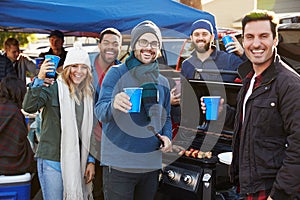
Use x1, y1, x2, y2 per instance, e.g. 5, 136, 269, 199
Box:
179, 18, 246, 200
94, 20, 172, 200
39, 30, 67, 74
3, 38, 36, 83
181, 19, 246, 82
0, 54, 16, 81
89, 27, 122, 200
23, 42, 95, 200
0, 76, 34, 175
201, 10, 300, 200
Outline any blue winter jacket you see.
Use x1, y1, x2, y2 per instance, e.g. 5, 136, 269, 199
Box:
94, 62, 172, 170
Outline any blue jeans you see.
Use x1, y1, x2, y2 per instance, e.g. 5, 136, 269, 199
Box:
37, 158, 63, 200
103, 167, 159, 200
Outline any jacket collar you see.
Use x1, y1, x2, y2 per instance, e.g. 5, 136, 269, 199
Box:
238, 52, 280, 84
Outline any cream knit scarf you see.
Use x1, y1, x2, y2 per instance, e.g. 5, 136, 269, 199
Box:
57, 77, 94, 200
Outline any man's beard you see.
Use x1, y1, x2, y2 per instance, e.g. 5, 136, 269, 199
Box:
194, 41, 210, 53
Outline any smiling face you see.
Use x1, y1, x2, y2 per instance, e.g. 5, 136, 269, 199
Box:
98, 33, 121, 65
190, 28, 214, 53
134, 33, 159, 64
242, 20, 278, 72
69, 64, 88, 85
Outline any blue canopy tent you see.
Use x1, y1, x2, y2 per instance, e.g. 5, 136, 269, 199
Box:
0, 0, 217, 39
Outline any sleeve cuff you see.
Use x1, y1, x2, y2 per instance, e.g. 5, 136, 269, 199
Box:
270, 188, 291, 200
32, 77, 44, 87
87, 155, 95, 164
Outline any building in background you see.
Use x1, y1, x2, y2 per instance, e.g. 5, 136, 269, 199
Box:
178, 0, 299, 28
258, 0, 300, 13
203, 0, 255, 28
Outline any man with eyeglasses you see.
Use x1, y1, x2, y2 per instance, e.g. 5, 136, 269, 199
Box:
89, 27, 122, 200
94, 20, 172, 200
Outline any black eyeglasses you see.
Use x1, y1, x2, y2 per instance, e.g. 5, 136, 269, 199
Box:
137, 39, 159, 48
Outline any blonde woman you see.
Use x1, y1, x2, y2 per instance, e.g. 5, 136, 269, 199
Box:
23, 43, 95, 200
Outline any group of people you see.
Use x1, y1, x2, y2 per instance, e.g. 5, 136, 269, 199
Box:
0, 9, 299, 200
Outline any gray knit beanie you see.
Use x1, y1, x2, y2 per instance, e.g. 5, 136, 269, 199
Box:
130, 20, 162, 50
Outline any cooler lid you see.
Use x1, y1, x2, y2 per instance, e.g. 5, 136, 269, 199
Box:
0, 173, 31, 184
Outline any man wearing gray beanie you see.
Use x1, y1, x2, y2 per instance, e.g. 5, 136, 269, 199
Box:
130, 20, 162, 50
94, 20, 172, 200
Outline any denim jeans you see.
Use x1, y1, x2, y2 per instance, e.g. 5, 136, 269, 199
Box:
37, 158, 63, 200
103, 167, 159, 200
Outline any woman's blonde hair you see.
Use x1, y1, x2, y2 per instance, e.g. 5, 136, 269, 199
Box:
61, 64, 94, 104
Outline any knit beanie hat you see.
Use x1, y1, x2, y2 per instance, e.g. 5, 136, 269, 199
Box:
190, 19, 213, 35
130, 20, 162, 50
63, 42, 91, 69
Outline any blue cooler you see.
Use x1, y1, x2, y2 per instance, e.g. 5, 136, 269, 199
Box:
0, 173, 31, 200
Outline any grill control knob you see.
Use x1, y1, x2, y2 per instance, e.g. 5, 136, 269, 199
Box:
167, 170, 176, 180
182, 174, 193, 185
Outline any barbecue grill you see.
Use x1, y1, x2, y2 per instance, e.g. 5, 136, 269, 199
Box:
155, 78, 242, 200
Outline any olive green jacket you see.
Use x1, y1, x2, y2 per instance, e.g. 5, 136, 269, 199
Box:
23, 82, 61, 161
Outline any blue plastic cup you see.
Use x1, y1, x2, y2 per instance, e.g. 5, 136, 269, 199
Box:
203, 96, 221, 120
25, 116, 29, 125
124, 87, 143, 113
222, 35, 234, 51
45, 55, 60, 78
35, 57, 44, 69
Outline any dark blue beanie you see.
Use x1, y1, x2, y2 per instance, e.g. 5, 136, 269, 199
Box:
190, 19, 213, 35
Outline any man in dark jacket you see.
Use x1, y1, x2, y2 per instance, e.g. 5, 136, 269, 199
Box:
0, 54, 16, 81
227, 10, 300, 200
4, 38, 36, 83
39, 30, 67, 74
202, 10, 300, 200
